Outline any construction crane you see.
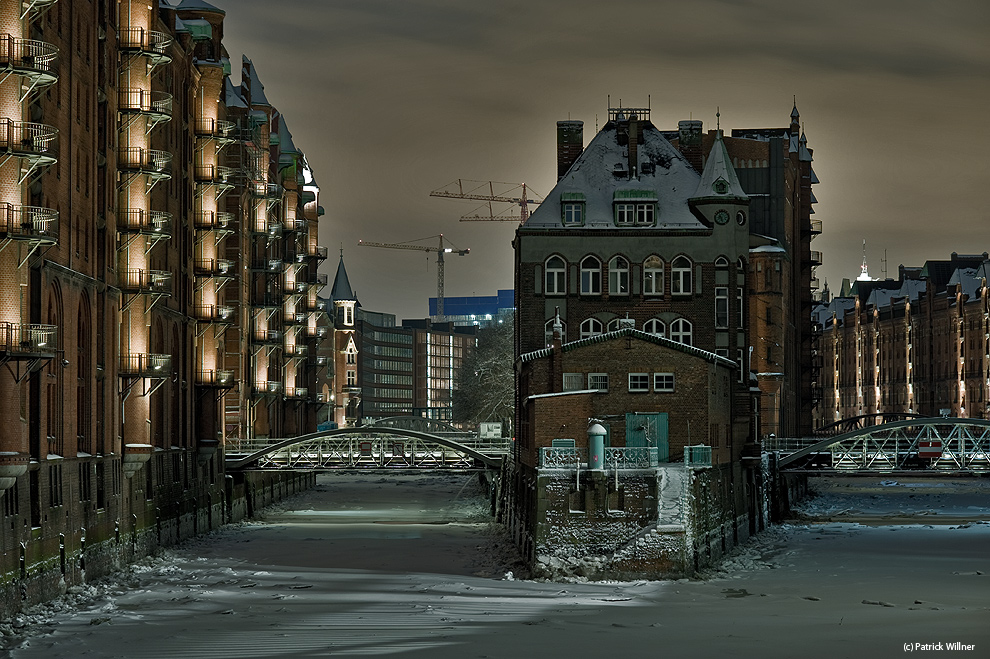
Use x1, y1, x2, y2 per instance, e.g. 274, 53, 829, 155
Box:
430, 179, 543, 224
357, 235, 469, 321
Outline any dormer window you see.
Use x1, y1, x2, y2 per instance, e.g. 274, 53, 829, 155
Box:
712, 177, 729, 194
615, 203, 635, 225
561, 193, 585, 226
613, 190, 657, 227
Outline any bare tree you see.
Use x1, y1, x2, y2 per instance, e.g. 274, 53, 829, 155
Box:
453, 316, 514, 434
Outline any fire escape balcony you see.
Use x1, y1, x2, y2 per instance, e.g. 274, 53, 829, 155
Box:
290, 280, 309, 295
307, 298, 328, 312
251, 329, 283, 345
194, 118, 237, 145
282, 216, 307, 233
284, 386, 308, 400
119, 269, 172, 296
118, 88, 172, 131
250, 219, 282, 238
0, 35, 58, 100
0, 322, 56, 359
252, 380, 282, 397
194, 304, 236, 324
284, 310, 308, 326
304, 324, 329, 340
119, 353, 171, 378
809, 250, 823, 267
249, 258, 282, 273
285, 342, 308, 358
308, 246, 329, 262
194, 210, 235, 233
119, 208, 171, 237
118, 28, 172, 68
0, 119, 57, 181
0, 203, 58, 246
193, 164, 236, 198
310, 272, 328, 288
808, 219, 822, 238
194, 258, 235, 278
249, 181, 281, 201
195, 369, 235, 388
118, 147, 171, 191
308, 355, 328, 368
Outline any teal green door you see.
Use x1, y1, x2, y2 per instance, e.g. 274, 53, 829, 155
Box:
625, 413, 669, 461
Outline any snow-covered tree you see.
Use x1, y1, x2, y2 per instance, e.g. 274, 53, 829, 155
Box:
453, 317, 514, 434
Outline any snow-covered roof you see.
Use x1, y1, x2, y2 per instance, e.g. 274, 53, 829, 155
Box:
519, 327, 735, 368
176, 0, 225, 14
527, 389, 603, 401
331, 255, 357, 302
523, 120, 706, 230
693, 132, 748, 201
224, 77, 247, 109
174, 15, 188, 32
278, 117, 300, 155
241, 56, 271, 107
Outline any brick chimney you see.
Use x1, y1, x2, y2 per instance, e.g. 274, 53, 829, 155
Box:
628, 113, 639, 179
677, 119, 704, 172
556, 120, 584, 180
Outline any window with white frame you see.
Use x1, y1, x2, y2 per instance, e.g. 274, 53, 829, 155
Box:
636, 203, 656, 225
580, 256, 601, 295
562, 202, 584, 225
580, 317, 603, 339
563, 373, 583, 391
608, 256, 629, 295
671, 256, 692, 295
653, 372, 674, 392
643, 255, 663, 296
628, 373, 649, 392
588, 373, 609, 391
643, 318, 665, 336
346, 370, 356, 386
343, 303, 354, 326
737, 348, 746, 383
715, 286, 729, 328
544, 318, 566, 345
669, 318, 693, 346
615, 203, 635, 225
545, 255, 566, 295
737, 287, 744, 329
606, 318, 622, 332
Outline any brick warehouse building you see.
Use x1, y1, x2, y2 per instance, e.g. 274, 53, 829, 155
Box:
506, 106, 773, 576
0, 0, 327, 615
815, 253, 990, 426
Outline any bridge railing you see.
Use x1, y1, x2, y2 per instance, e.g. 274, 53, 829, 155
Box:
763, 437, 821, 452
539, 446, 662, 469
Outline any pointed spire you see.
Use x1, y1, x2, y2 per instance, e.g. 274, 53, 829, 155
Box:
789, 98, 801, 153
331, 253, 357, 302
799, 131, 813, 162
692, 131, 748, 200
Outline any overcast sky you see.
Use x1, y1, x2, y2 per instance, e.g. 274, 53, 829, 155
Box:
213, 0, 990, 320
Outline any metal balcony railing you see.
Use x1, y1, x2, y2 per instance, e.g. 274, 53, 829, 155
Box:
292, 281, 309, 294
193, 258, 235, 277
309, 246, 329, 261
0, 35, 58, 83
304, 325, 329, 339
809, 219, 822, 235
0, 119, 57, 160
118, 28, 172, 65
194, 164, 235, 184
119, 209, 171, 236
312, 392, 328, 403
0, 203, 58, 243
284, 311, 308, 325
0, 322, 57, 356
252, 329, 283, 344
118, 88, 172, 120
809, 250, 823, 266
309, 355, 328, 367
194, 210, 235, 231
283, 217, 307, 232
196, 369, 235, 388
307, 298, 328, 312
253, 380, 283, 396
310, 272, 329, 287
119, 269, 172, 296
250, 258, 283, 273
193, 118, 236, 141
285, 386, 308, 399
118, 147, 172, 176
249, 181, 281, 200
119, 353, 171, 377
285, 343, 308, 357
194, 304, 236, 323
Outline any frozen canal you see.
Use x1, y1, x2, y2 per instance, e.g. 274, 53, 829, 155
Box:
3, 473, 988, 658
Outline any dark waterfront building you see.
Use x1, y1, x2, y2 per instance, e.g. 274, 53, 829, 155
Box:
0, 0, 325, 616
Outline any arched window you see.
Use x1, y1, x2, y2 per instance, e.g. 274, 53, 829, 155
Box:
580, 256, 601, 295
715, 256, 729, 269
608, 256, 629, 295
580, 318, 603, 339
670, 318, 693, 346
544, 318, 566, 345
643, 255, 663, 296
606, 318, 622, 332
671, 256, 692, 295
545, 256, 566, 295
643, 318, 665, 336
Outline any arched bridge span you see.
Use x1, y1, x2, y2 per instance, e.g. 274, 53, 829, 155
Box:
226, 426, 507, 471
778, 417, 990, 473
813, 412, 928, 437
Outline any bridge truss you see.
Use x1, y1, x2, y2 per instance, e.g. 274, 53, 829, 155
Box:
226, 426, 509, 471
777, 418, 990, 473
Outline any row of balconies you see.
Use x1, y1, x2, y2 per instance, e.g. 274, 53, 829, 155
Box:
0, 34, 58, 94
0, 203, 58, 244
0, 119, 57, 163
251, 381, 328, 403
250, 325, 329, 345
0, 322, 57, 357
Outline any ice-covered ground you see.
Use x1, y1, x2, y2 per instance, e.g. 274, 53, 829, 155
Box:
3, 473, 988, 658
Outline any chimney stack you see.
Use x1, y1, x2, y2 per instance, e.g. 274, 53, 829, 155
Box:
556, 120, 584, 180
677, 120, 704, 173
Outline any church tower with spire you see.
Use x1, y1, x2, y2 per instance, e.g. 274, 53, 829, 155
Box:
330, 252, 360, 426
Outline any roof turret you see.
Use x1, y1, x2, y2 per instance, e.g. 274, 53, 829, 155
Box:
331, 253, 358, 303
692, 131, 748, 201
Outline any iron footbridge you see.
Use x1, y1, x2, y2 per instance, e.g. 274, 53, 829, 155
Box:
225, 426, 510, 471
769, 417, 990, 474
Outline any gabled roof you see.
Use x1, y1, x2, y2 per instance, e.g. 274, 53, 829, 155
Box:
692, 131, 748, 201
241, 56, 271, 107
330, 255, 357, 303
523, 120, 705, 230
519, 327, 735, 368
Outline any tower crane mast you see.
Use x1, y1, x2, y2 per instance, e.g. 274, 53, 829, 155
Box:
357, 235, 469, 321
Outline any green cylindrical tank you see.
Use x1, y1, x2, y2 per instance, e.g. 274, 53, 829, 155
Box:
588, 423, 606, 470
